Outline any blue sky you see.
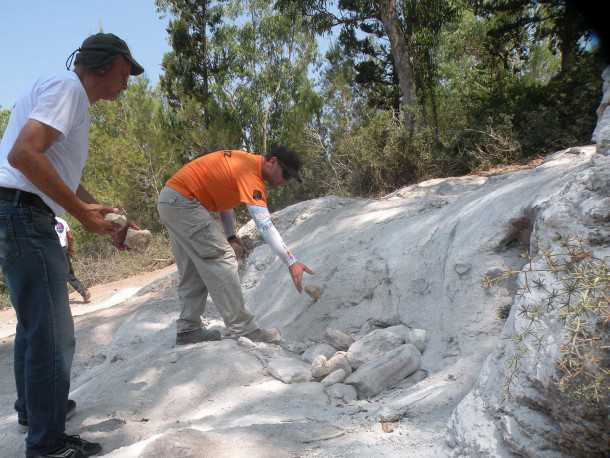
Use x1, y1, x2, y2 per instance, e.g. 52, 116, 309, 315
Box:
0, 0, 170, 109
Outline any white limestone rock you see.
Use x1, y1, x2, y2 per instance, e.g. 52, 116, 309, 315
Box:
449, 152, 610, 457
125, 228, 152, 252
267, 356, 311, 384
304, 284, 322, 301
302, 343, 337, 364
104, 212, 152, 252
237, 336, 257, 350
407, 328, 428, 353
311, 355, 329, 379
328, 352, 351, 376
346, 329, 404, 369
104, 212, 127, 227
311, 352, 352, 379
321, 369, 348, 387
325, 383, 358, 403
345, 344, 421, 399
592, 65, 610, 155
595, 108, 610, 156
384, 324, 410, 342
325, 328, 354, 350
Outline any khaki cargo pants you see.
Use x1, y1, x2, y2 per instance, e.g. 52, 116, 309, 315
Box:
157, 186, 257, 335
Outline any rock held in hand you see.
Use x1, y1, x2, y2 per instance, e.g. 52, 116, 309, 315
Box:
104, 213, 127, 227
304, 284, 322, 301
125, 228, 152, 252
104, 213, 152, 252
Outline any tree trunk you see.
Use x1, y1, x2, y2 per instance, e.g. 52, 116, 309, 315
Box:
199, 1, 210, 127
558, 1, 579, 74
377, 0, 416, 132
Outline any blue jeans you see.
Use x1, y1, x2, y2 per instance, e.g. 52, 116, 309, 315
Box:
0, 202, 74, 452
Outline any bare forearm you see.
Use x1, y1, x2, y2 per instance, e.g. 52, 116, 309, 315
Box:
220, 209, 236, 237
76, 185, 98, 204
7, 120, 115, 236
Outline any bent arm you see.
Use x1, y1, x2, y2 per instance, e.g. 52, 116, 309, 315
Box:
8, 119, 115, 235
66, 229, 75, 255
8, 119, 88, 218
76, 185, 98, 204
246, 204, 296, 266
220, 209, 236, 237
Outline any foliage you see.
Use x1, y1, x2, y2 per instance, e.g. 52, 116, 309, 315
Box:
469, 0, 594, 73
155, 0, 229, 115
0, 232, 174, 310
326, 109, 439, 196
75, 78, 183, 253
157, 0, 322, 156
0, 108, 10, 137
70, 232, 174, 289
428, 7, 602, 173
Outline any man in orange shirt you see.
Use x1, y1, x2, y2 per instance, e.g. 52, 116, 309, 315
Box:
157, 146, 313, 345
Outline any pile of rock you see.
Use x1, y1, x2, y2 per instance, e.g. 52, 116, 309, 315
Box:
304, 326, 428, 401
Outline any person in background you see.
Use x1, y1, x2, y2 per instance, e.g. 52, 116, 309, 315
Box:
158, 146, 314, 345
54, 216, 91, 303
0, 33, 143, 458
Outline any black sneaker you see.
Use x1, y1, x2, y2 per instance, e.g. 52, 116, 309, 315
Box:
19, 399, 77, 433
26, 444, 84, 458
63, 434, 102, 457
176, 328, 222, 345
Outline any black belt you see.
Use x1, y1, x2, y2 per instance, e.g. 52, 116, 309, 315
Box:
0, 187, 54, 215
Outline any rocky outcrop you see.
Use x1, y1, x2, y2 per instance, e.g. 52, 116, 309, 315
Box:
593, 66, 610, 155
448, 151, 610, 457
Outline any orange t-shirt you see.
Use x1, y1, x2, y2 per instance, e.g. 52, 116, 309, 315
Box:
166, 150, 267, 212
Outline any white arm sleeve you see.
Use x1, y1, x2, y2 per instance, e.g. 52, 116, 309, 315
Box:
247, 204, 296, 266
220, 209, 236, 237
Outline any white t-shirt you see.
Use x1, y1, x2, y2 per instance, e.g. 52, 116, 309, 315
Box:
0, 71, 90, 216
54, 216, 70, 248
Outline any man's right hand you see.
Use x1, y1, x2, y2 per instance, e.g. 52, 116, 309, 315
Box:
229, 237, 248, 261
288, 262, 315, 293
74, 203, 118, 235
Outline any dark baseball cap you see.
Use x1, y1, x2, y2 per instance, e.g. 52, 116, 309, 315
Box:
72, 33, 144, 75
269, 145, 302, 182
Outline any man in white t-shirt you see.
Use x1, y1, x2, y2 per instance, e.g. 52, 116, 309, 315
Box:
0, 33, 143, 458
54, 217, 91, 303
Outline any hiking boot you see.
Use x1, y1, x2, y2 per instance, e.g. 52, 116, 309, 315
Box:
19, 399, 77, 433
243, 327, 281, 344
26, 435, 101, 458
176, 328, 222, 345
